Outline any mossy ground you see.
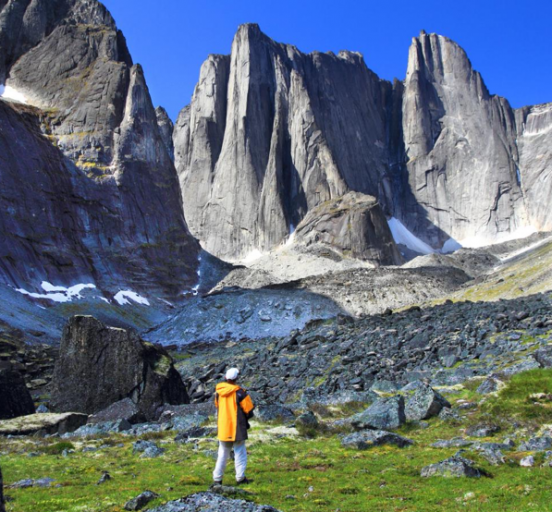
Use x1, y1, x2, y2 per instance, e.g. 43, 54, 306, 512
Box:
3, 370, 552, 511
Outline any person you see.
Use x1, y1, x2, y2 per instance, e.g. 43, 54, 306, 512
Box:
212, 367, 255, 486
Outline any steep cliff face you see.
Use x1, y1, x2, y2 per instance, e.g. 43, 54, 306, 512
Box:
515, 103, 552, 232
0, 0, 199, 299
175, 24, 394, 261
399, 31, 527, 249
177, 26, 549, 261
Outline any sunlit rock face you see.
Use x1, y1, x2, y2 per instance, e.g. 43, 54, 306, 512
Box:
0, 0, 199, 298
399, 31, 528, 249
515, 103, 552, 232
175, 24, 398, 261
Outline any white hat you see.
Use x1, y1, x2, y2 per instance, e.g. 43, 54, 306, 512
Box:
225, 368, 239, 380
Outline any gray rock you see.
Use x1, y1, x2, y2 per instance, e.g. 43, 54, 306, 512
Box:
341, 430, 413, 450
0, 412, 87, 436
520, 455, 535, 467
174, 24, 394, 261
133, 441, 164, 458
170, 415, 208, 432
477, 377, 502, 394
515, 103, 552, 232
125, 491, 160, 511
431, 438, 472, 449
0, 369, 35, 420
11, 478, 55, 489
534, 346, 552, 368
466, 424, 501, 438
479, 449, 505, 466
400, 31, 525, 250
293, 192, 403, 265
421, 456, 486, 478
255, 405, 295, 423
0, 1, 199, 298
156, 107, 175, 161
295, 411, 319, 429
65, 420, 132, 438
148, 492, 281, 512
518, 437, 552, 452
351, 395, 406, 431
405, 385, 451, 421
89, 399, 145, 425
51, 316, 188, 420
97, 472, 112, 485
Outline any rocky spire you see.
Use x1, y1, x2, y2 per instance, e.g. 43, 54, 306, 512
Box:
399, 31, 528, 248
174, 23, 394, 261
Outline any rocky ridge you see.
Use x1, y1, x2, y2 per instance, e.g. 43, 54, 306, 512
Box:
0, 0, 199, 301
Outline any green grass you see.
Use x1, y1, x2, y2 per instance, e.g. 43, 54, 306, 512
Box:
3, 371, 552, 511
482, 368, 552, 424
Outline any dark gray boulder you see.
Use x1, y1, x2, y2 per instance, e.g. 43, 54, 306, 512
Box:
518, 437, 552, 452
148, 492, 281, 511
534, 346, 552, 368
89, 398, 146, 425
51, 316, 189, 420
421, 456, 487, 478
255, 405, 295, 423
341, 430, 413, 450
0, 412, 87, 436
405, 385, 451, 421
0, 369, 35, 420
125, 491, 160, 511
351, 396, 406, 431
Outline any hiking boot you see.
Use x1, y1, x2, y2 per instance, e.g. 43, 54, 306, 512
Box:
235, 477, 253, 485
209, 480, 222, 489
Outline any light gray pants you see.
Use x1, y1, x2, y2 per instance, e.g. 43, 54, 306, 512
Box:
213, 440, 247, 482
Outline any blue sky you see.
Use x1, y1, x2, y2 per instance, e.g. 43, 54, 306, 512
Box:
102, 0, 551, 121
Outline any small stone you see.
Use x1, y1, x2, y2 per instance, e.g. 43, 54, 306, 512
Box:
124, 491, 160, 511
520, 455, 535, 467
421, 456, 487, 478
97, 472, 111, 485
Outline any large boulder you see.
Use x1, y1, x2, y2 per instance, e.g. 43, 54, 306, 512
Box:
51, 316, 188, 420
0, 368, 35, 420
0, 412, 87, 436
148, 492, 281, 511
351, 396, 406, 430
341, 430, 413, 450
405, 385, 451, 421
421, 456, 487, 478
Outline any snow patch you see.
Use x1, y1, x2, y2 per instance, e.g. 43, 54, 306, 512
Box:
441, 237, 462, 254
0, 84, 28, 104
113, 290, 150, 306
242, 249, 264, 265
387, 217, 435, 255
459, 226, 538, 250
16, 282, 96, 303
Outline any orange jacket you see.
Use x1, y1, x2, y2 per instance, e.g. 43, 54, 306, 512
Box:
214, 382, 255, 442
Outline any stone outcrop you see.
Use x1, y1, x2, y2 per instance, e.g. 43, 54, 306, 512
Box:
293, 192, 403, 265
0, 0, 199, 298
0, 412, 87, 436
51, 316, 189, 419
175, 23, 395, 261
0, 368, 35, 419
